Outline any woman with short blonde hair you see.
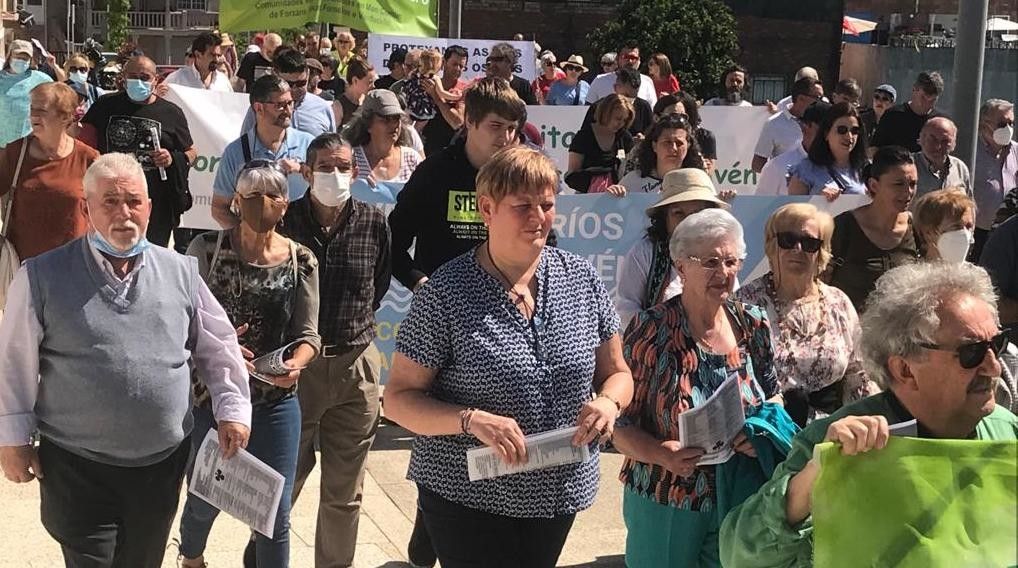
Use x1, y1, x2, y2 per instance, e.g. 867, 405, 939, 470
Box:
737, 203, 873, 426
384, 145, 633, 567
567, 94, 636, 193
913, 188, 976, 262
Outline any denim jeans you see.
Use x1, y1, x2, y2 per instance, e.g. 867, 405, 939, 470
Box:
178, 395, 301, 567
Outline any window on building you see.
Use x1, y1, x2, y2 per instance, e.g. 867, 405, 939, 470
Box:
751, 75, 787, 105
27, 0, 43, 6
176, 0, 208, 10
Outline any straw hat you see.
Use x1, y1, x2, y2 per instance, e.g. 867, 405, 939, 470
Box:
559, 54, 588, 73
646, 168, 728, 216
219, 33, 234, 47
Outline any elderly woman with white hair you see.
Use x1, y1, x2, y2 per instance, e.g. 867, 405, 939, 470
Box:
721, 262, 1018, 567
177, 160, 321, 568
614, 208, 780, 567
736, 203, 873, 427
342, 89, 422, 185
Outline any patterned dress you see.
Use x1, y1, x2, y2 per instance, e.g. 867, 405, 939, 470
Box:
736, 273, 871, 402
396, 246, 620, 518
619, 296, 779, 512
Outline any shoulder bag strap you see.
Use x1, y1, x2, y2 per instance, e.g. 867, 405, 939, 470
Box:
240, 133, 252, 164
826, 166, 850, 193
3, 138, 30, 238
207, 231, 226, 278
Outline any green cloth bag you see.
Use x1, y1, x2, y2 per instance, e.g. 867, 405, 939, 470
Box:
812, 437, 1017, 568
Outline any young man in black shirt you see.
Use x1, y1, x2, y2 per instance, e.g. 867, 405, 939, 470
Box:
484, 42, 537, 106
236, 32, 281, 93
80, 56, 196, 247
870, 71, 944, 153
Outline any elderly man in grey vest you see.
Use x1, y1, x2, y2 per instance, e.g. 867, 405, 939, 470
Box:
0, 153, 252, 568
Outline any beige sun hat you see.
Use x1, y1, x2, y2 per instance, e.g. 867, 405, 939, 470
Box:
559, 54, 588, 73
646, 168, 729, 216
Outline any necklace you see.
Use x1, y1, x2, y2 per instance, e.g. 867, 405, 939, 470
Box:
485, 240, 533, 317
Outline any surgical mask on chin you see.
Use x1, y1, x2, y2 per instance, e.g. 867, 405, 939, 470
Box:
125, 78, 152, 102
70, 70, 88, 84
311, 170, 352, 207
9, 59, 30, 74
88, 229, 150, 258
937, 228, 973, 263
993, 125, 1015, 146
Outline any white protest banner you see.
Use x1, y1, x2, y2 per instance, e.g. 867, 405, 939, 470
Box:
367, 33, 537, 82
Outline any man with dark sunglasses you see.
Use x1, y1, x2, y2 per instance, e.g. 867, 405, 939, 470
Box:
239, 47, 336, 138
722, 261, 1018, 567
753, 77, 823, 173
870, 71, 944, 153
757, 101, 830, 195
79, 56, 197, 247
585, 41, 657, 106
859, 83, 895, 143
483, 42, 537, 105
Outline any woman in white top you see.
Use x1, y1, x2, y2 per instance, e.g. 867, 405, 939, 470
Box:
615, 168, 727, 328
614, 114, 704, 196
342, 89, 422, 184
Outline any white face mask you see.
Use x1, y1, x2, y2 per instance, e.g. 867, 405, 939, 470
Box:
993, 124, 1015, 146
320, 48, 332, 56
311, 170, 352, 207
937, 228, 974, 263
70, 70, 88, 84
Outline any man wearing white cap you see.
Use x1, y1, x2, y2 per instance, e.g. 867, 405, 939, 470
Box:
0, 39, 53, 148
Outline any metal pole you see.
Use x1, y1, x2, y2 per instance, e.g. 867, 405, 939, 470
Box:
448, 0, 461, 39
951, 0, 989, 170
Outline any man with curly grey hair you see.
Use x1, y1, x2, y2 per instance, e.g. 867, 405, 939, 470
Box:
719, 261, 1018, 567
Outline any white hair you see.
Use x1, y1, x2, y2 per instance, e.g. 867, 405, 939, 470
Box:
861, 262, 999, 389
83, 152, 148, 198
980, 99, 1014, 124
669, 208, 746, 262
235, 165, 288, 199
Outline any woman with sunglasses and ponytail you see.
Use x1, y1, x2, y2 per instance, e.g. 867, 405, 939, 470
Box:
176, 161, 321, 568
737, 204, 874, 427
788, 102, 868, 201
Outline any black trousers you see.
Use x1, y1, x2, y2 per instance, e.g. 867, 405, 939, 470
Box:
145, 194, 180, 248
971, 227, 991, 264
418, 485, 576, 568
38, 437, 191, 568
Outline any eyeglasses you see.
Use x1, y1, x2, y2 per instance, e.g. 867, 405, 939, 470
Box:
873, 93, 892, 102
776, 231, 823, 253
835, 125, 861, 136
687, 255, 744, 271
563, 65, 581, 73
998, 119, 1015, 128
918, 330, 1010, 369
69, 66, 89, 73
286, 79, 308, 89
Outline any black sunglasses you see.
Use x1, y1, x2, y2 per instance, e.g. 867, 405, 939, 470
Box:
835, 125, 861, 136
776, 231, 823, 253
919, 330, 1010, 369
873, 93, 892, 102
69, 66, 89, 73
286, 79, 308, 89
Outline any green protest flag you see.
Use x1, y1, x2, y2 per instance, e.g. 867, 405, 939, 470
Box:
219, 0, 438, 37
813, 438, 1017, 568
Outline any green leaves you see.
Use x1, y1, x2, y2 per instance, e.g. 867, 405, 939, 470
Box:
106, 0, 132, 49
587, 0, 738, 99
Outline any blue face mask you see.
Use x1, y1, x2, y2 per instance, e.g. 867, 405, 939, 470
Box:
89, 229, 151, 258
9, 59, 30, 74
125, 78, 152, 102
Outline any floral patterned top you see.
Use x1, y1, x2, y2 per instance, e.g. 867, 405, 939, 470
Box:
735, 273, 871, 401
618, 296, 780, 511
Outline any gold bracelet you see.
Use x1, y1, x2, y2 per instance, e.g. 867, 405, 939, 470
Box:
460, 407, 476, 435
596, 393, 622, 412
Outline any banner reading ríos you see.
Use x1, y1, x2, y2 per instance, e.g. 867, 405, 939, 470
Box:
219, 0, 438, 37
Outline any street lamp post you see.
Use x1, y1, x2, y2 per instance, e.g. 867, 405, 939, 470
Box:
951, 0, 989, 170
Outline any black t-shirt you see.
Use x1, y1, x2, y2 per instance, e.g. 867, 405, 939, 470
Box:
581, 97, 654, 137
509, 75, 537, 105
237, 51, 273, 88
567, 124, 634, 191
422, 111, 456, 157
388, 138, 483, 289
375, 74, 398, 91
82, 91, 193, 202
870, 102, 942, 152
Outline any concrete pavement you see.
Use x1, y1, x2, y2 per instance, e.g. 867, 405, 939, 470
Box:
0, 419, 628, 567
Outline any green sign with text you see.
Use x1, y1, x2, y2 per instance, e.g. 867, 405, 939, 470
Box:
219, 0, 438, 37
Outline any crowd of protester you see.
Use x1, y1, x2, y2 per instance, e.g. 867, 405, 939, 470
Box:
0, 26, 1017, 568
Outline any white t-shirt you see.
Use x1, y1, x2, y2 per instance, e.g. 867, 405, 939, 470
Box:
586, 72, 658, 108
616, 236, 684, 329
704, 97, 753, 107
163, 65, 233, 92
755, 144, 807, 196
754, 109, 802, 159
620, 171, 663, 194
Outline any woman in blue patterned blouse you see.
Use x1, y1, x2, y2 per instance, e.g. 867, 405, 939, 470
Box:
384, 145, 634, 568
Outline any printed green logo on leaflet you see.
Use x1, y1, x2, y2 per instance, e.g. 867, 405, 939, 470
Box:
447, 191, 483, 223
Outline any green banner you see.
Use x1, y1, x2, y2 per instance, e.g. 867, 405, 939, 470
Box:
813, 438, 1018, 568
219, 0, 438, 37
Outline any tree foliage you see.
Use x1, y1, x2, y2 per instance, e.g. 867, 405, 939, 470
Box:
106, 0, 132, 49
587, 0, 739, 99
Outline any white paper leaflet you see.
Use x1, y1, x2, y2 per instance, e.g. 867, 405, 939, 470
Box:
249, 341, 303, 384
467, 426, 591, 482
678, 373, 747, 465
188, 430, 284, 538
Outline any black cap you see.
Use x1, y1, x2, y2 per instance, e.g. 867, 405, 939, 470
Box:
388, 47, 408, 68
802, 100, 832, 125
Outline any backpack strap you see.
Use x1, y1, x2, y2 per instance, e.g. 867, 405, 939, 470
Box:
240, 132, 253, 164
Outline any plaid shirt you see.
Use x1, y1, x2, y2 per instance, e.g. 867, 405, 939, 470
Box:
280, 197, 391, 347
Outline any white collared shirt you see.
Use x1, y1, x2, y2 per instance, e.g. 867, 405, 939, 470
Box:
755, 109, 803, 160
163, 64, 233, 92
586, 71, 658, 107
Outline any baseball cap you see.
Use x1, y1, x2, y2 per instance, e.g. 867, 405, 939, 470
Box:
10, 40, 33, 59
360, 89, 403, 116
875, 84, 897, 102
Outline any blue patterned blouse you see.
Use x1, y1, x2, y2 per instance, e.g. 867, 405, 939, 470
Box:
396, 246, 620, 518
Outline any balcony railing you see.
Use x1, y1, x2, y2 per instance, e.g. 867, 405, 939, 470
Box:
88, 9, 218, 31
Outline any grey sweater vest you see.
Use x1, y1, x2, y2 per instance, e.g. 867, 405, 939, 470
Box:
27, 237, 198, 467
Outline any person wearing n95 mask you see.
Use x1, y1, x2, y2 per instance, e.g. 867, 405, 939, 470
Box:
971, 99, 1018, 261
913, 189, 976, 263
277, 133, 393, 568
